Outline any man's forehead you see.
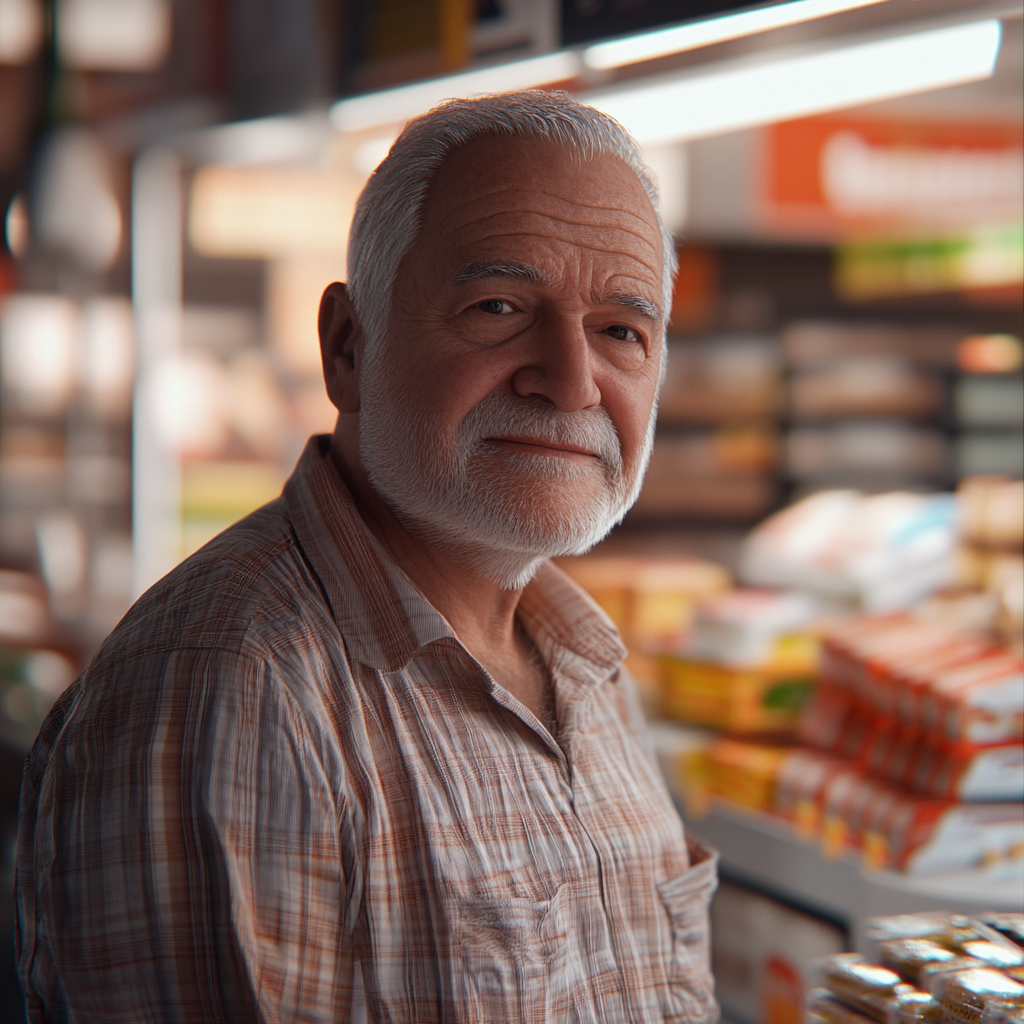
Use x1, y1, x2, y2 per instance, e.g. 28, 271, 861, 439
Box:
404, 134, 665, 309
422, 134, 659, 234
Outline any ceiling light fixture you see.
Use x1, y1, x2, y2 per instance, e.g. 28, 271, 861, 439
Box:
330, 51, 583, 133
583, 0, 892, 70
585, 19, 1003, 146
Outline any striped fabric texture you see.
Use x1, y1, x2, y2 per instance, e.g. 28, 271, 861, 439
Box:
17, 435, 718, 1023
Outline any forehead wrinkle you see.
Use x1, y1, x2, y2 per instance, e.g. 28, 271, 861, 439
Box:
440, 196, 659, 241
448, 211, 662, 260
430, 181, 660, 238
461, 228, 663, 286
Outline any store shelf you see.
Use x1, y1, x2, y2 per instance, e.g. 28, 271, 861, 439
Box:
680, 798, 1023, 951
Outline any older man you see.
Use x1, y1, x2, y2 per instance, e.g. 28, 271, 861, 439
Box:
17, 91, 717, 1023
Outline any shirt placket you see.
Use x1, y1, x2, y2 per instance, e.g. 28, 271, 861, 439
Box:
550, 662, 639, 1021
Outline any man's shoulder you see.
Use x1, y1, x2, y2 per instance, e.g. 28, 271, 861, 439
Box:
103, 497, 335, 665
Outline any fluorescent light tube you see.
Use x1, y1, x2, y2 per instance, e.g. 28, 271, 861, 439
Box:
330, 51, 583, 133
583, 0, 892, 70
586, 19, 1002, 145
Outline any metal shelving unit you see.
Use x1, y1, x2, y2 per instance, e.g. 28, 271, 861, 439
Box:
680, 798, 1022, 952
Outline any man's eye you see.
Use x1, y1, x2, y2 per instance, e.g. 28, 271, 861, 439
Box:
477, 299, 515, 315
607, 324, 641, 343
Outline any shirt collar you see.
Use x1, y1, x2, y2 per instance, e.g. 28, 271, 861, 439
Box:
284, 435, 626, 680
518, 562, 627, 685
284, 436, 454, 671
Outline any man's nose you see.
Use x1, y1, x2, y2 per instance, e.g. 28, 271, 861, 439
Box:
511, 317, 601, 411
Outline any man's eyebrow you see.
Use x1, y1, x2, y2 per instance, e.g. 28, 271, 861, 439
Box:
453, 263, 663, 320
453, 261, 551, 285
606, 294, 662, 322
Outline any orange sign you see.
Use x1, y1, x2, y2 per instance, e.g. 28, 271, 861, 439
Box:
759, 115, 1024, 237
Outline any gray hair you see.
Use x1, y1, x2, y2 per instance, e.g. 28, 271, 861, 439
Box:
346, 90, 677, 348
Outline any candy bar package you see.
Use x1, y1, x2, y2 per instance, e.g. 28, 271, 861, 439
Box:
816, 955, 916, 1019
808, 988, 881, 1024
866, 915, 1024, 962
814, 914, 1024, 1024
979, 1002, 1024, 1024
808, 985, 942, 1024
813, 955, 943, 1023
878, 939, 971, 986
930, 968, 1024, 1024
977, 915, 1024, 949
960, 943, 1024, 972
917, 959, 991, 995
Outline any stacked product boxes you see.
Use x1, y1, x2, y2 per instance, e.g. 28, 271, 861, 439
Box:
776, 614, 1022, 874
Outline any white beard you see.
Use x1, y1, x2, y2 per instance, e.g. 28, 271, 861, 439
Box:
358, 342, 655, 590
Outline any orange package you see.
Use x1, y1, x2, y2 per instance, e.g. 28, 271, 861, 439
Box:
705, 738, 792, 812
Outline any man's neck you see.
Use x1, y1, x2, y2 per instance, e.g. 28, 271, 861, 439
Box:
328, 431, 558, 730
327, 430, 525, 666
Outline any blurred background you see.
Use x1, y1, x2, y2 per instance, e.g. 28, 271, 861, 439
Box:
0, 0, 1021, 1019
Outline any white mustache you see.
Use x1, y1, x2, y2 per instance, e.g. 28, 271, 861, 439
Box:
458, 391, 622, 474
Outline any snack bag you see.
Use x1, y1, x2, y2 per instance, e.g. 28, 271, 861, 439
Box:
979, 1002, 1024, 1024
808, 985, 941, 1024
815, 955, 906, 1018
976, 914, 1024, 949
814, 954, 944, 1023
930, 968, 1024, 1024
808, 989, 879, 1024
959, 942, 1024, 970
878, 939, 966, 985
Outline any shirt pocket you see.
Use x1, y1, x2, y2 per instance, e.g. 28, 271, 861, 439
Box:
451, 885, 571, 1024
657, 836, 720, 1024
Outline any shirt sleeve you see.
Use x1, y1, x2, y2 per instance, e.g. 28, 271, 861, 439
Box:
16, 644, 358, 1024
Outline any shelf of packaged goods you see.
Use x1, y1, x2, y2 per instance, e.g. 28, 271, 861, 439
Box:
679, 798, 1023, 952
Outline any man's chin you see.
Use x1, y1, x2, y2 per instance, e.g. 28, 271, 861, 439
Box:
456, 493, 622, 558
366, 456, 631, 574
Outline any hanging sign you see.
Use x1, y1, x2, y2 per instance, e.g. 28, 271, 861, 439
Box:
759, 115, 1023, 237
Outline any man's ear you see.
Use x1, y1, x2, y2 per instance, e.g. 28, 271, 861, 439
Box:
318, 282, 363, 414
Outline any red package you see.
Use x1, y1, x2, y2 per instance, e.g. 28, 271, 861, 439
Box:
923, 654, 1022, 736
862, 717, 901, 777
775, 747, 848, 838
798, 682, 856, 753
891, 639, 995, 730
888, 799, 1024, 874
886, 725, 926, 789
930, 742, 1024, 802
860, 785, 908, 871
943, 664, 1024, 747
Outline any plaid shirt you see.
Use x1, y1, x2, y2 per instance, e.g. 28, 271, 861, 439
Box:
17, 436, 717, 1023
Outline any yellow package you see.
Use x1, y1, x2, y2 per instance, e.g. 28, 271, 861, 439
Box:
705, 738, 792, 811
659, 650, 816, 735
